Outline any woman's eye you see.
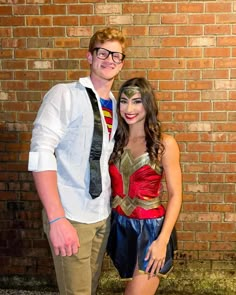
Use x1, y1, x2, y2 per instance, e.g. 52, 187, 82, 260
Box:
120, 98, 127, 104
134, 99, 142, 104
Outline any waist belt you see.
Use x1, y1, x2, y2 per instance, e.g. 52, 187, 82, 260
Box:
112, 195, 161, 216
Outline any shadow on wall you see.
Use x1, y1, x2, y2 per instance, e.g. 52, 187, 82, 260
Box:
0, 123, 55, 280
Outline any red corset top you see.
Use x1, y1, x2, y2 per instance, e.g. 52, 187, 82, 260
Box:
109, 149, 165, 219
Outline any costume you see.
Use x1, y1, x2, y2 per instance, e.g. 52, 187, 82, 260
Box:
107, 149, 177, 279
28, 76, 118, 223
28, 77, 118, 295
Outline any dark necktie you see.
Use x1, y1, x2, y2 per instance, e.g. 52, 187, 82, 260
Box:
85, 87, 103, 199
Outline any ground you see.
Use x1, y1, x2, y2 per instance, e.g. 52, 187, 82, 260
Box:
0, 268, 235, 295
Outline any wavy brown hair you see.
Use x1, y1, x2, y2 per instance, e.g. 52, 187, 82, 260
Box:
110, 77, 165, 165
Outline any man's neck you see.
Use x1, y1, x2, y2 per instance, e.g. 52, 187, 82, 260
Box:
90, 75, 114, 99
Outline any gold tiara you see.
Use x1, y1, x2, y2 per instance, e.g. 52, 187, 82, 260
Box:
121, 86, 140, 98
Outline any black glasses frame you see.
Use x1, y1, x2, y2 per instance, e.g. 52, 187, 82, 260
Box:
93, 47, 125, 64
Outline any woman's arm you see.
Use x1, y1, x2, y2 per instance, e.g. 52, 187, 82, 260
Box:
158, 133, 182, 243
145, 133, 182, 275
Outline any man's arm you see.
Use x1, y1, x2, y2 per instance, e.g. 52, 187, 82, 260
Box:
33, 171, 80, 256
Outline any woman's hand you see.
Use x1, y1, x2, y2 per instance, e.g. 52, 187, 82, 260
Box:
144, 238, 167, 277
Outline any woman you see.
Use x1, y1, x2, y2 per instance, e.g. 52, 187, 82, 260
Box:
107, 77, 182, 295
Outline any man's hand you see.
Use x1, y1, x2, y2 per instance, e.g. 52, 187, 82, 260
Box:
49, 218, 80, 256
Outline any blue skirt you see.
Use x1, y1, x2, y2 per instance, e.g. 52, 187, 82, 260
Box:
107, 211, 177, 279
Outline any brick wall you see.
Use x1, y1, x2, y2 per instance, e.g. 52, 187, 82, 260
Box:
0, 0, 235, 284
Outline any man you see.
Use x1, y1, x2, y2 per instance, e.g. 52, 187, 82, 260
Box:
28, 27, 126, 295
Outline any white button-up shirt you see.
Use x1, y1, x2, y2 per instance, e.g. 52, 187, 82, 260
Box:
28, 77, 118, 223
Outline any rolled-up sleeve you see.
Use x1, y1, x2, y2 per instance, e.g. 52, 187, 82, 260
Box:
28, 151, 57, 171
28, 124, 60, 172
28, 84, 70, 172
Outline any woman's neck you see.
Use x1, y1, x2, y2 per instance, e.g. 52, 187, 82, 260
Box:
128, 125, 145, 140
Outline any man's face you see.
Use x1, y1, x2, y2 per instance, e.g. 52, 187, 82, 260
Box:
87, 40, 124, 82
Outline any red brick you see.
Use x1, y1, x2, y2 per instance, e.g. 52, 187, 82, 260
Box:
13, 5, 39, 15
186, 101, 212, 111
0, 16, 24, 26
189, 14, 215, 24
187, 81, 213, 90
205, 47, 230, 57
160, 59, 185, 69
183, 203, 208, 212
41, 49, 67, 59
123, 26, 148, 37
205, 25, 231, 35
174, 112, 200, 122
3, 102, 28, 112
26, 16, 51, 26
0, 28, 12, 37
150, 48, 175, 58
41, 5, 66, 15
177, 25, 203, 35
150, 3, 176, 13
209, 184, 235, 194
162, 14, 187, 24
0, 49, 13, 58
183, 241, 208, 251
40, 71, 66, 81
135, 60, 160, 70
210, 204, 235, 213
197, 232, 221, 241
177, 232, 195, 241
178, 3, 204, 13
175, 92, 200, 101
2, 38, 26, 48
197, 194, 224, 204
200, 153, 225, 163
27, 81, 52, 91
211, 223, 235, 232
1, 81, 25, 90
187, 59, 213, 69
210, 242, 235, 251
161, 37, 187, 47
199, 251, 224, 261
198, 213, 222, 222
15, 49, 40, 58
202, 70, 229, 79
215, 58, 236, 68
222, 233, 236, 242
68, 5, 93, 14
225, 213, 236, 222
40, 27, 65, 37
55, 38, 80, 48
174, 70, 200, 80
123, 4, 148, 14
150, 26, 175, 36
159, 81, 185, 90
225, 193, 236, 203
80, 16, 104, 26
0, 71, 13, 80
0, 6, 12, 15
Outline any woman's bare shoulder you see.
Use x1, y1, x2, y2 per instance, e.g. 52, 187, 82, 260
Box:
161, 133, 178, 147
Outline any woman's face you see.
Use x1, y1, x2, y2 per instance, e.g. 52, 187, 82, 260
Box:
119, 89, 146, 126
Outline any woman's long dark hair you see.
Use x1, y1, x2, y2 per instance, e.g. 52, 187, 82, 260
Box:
110, 77, 164, 164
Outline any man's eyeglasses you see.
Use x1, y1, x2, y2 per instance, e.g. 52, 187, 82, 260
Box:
93, 47, 125, 64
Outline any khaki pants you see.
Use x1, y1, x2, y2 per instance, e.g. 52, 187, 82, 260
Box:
43, 211, 110, 295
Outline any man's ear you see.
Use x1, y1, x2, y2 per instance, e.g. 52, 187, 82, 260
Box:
87, 52, 93, 64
